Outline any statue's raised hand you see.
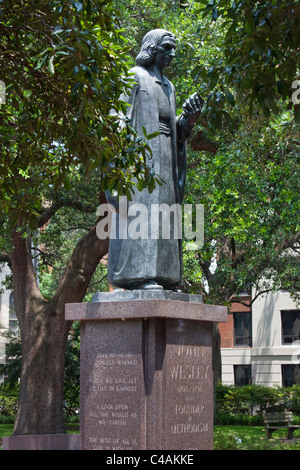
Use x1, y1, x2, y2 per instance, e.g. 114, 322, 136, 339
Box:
182, 93, 204, 127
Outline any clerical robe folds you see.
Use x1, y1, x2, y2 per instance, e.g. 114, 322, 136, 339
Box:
107, 30, 203, 290
107, 64, 190, 290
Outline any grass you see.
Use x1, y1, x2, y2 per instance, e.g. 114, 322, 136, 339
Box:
1, 423, 300, 450
0, 424, 14, 437
214, 425, 300, 450
0, 424, 14, 450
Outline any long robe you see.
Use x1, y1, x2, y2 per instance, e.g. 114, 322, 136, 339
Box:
107, 65, 189, 289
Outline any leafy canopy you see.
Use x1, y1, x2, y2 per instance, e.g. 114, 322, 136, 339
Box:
0, 0, 159, 228
192, 0, 300, 131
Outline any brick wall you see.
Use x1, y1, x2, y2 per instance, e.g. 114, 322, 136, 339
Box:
219, 313, 234, 348
219, 296, 251, 348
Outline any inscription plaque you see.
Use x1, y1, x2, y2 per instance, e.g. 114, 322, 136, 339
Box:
165, 320, 213, 450
65, 291, 227, 450
80, 321, 145, 450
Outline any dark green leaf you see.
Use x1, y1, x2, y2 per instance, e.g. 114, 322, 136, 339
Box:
226, 91, 235, 106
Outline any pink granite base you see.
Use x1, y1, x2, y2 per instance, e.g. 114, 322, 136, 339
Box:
66, 291, 227, 451
2, 433, 79, 450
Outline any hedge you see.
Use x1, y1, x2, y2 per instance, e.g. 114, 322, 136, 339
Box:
0, 386, 18, 422
2, 382, 300, 426
215, 383, 300, 425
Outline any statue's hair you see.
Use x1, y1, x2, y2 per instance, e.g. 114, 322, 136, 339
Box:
136, 29, 175, 66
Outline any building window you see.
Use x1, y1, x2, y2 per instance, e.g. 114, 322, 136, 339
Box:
234, 365, 252, 386
282, 365, 300, 387
233, 312, 252, 346
281, 310, 300, 344
9, 293, 18, 332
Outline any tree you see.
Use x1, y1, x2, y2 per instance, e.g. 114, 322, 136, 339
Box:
0, 0, 159, 435
184, 110, 300, 307
1, 0, 299, 433
0, 321, 81, 420
0, 0, 159, 226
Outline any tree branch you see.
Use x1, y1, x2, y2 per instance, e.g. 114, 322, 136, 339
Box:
38, 201, 63, 228
189, 130, 217, 153
51, 220, 109, 308
31, 246, 53, 268
276, 231, 300, 253
9, 231, 44, 328
37, 199, 96, 228
231, 289, 274, 307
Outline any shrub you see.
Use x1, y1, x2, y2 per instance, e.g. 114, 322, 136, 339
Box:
216, 413, 263, 426
289, 384, 300, 414
215, 383, 300, 424
0, 385, 18, 419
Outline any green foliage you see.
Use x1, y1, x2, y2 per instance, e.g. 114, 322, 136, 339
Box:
183, 108, 300, 304
115, 0, 299, 305
289, 384, 300, 415
0, 384, 19, 420
1, 0, 297, 307
0, 331, 22, 387
193, 0, 300, 129
63, 322, 80, 418
215, 383, 300, 422
33, 168, 125, 302
0, 5, 299, 430
214, 425, 300, 450
0, 0, 160, 229
0, 323, 82, 418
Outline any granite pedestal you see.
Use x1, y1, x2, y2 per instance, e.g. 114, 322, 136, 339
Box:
65, 291, 227, 450
2, 433, 79, 450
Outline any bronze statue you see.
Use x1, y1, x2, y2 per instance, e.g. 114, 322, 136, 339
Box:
107, 29, 203, 290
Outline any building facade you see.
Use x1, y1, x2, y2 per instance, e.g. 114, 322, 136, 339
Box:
220, 290, 300, 387
0, 264, 16, 371
1, 258, 299, 389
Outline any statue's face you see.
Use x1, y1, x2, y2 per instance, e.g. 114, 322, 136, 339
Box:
155, 36, 176, 69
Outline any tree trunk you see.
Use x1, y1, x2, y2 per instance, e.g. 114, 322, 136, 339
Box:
10, 223, 108, 435
14, 300, 70, 434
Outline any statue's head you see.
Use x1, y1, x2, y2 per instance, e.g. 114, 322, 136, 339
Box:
136, 29, 176, 68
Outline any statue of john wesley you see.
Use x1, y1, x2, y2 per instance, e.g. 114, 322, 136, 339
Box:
107, 29, 203, 290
